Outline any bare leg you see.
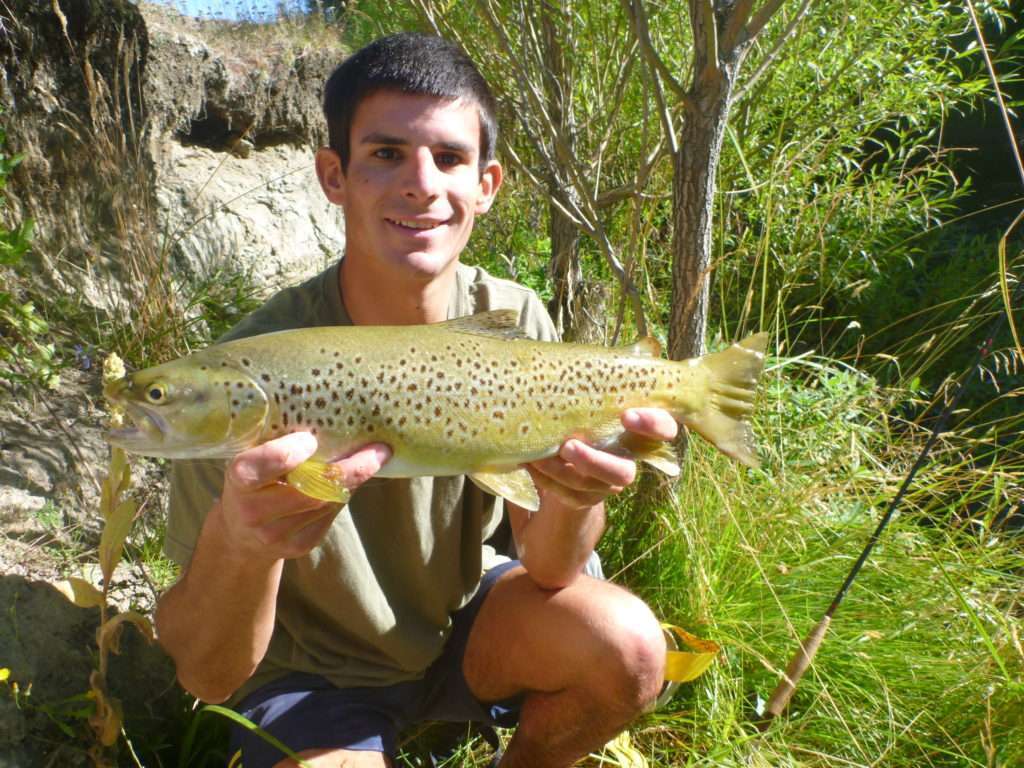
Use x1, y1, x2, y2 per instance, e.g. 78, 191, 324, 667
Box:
462, 567, 666, 768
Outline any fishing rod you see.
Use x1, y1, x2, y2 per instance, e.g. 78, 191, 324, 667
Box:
758, 1, 1024, 722
758, 271, 1022, 723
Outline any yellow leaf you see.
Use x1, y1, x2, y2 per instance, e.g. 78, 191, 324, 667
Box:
53, 578, 105, 609
101, 448, 132, 520
0, 668, 10, 682
662, 624, 720, 683
603, 731, 648, 768
98, 611, 154, 657
88, 671, 123, 748
98, 499, 137, 584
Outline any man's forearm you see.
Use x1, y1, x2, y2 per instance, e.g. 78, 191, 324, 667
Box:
515, 499, 605, 590
155, 502, 283, 703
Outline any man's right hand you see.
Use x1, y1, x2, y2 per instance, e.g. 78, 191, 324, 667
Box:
218, 431, 392, 561
156, 431, 390, 703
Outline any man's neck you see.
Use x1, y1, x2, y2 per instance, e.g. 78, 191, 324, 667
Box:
338, 256, 456, 326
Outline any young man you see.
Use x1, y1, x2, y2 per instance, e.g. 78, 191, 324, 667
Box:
155, 33, 676, 768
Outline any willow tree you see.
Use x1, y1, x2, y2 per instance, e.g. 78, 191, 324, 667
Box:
621, 0, 812, 359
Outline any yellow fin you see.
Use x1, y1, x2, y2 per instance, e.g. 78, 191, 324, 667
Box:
615, 432, 680, 476
285, 460, 351, 504
469, 468, 540, 511
682, 332, 768, 468
440, 309, 527, 339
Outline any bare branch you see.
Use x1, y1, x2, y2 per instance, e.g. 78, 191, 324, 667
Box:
723, 0, 756, 52
746, 0, 789, 45
622, 0, 684, 153
693, 0, 721, 82
734, 0, 815, 103
593, 42, 638, 180
594, 224, 648, 338
595, 139, 667, 208
622, 0, 687, 100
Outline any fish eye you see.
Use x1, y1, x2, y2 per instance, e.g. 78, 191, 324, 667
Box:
145, 384, 167, 404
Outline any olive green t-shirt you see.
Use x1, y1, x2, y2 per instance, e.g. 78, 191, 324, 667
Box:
164, 260, 557, 701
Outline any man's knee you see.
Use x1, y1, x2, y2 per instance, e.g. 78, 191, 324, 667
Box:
587, 588, 666, 715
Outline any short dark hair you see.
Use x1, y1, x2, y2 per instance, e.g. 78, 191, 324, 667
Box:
323, 33, 499, 174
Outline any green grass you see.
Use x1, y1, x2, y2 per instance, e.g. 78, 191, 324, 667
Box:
598, 353, 1024, 767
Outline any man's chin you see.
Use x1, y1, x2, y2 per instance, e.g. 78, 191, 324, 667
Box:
386, 249, 461, 279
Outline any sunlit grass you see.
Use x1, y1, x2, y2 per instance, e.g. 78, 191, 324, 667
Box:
600, 354, 1024, 768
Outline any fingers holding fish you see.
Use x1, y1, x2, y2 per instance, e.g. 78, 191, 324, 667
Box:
330, 443, 393, 488
217, 434, 392, 559
526, 440, 636, 510
621, 408, 678, 441
226, 432, 320, 492
244, 500, 339, 556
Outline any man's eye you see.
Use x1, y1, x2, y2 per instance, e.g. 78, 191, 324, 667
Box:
374, 148, 399, 160
436, 152, 462, 167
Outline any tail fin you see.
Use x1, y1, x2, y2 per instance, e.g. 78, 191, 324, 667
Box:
682, 333, 769, 468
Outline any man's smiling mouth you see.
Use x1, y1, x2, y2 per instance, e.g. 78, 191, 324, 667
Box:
386, 217, 444, 231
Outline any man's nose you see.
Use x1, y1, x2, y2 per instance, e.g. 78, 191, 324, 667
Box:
403, 148, 441, 201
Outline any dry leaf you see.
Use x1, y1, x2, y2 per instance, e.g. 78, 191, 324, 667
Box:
53, 578, 105, 609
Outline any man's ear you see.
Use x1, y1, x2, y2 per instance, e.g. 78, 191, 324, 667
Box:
315, 147, 346, 206
475, 159, 503, 215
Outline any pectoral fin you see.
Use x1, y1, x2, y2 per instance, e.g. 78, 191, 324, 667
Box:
469, 468, 540, 512
286, 460, 351, 504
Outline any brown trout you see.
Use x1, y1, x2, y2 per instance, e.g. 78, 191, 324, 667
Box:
104, 311, 767, 509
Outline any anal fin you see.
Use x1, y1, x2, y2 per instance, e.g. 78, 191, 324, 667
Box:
469, 468, 540, 511
286, 460, 351, 504
611, 432, 681, 477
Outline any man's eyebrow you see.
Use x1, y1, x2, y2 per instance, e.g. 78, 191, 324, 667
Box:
359, 133, 475, 156
438, 140, 475, 155
360, 132, 407, 146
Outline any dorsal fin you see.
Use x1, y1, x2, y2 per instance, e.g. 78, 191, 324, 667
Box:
439, 309, 528, 339
624, 336, 662, 358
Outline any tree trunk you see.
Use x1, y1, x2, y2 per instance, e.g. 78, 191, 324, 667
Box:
548, 203, 584, 339
539, 1, 590, 341
669, 59, 738, 361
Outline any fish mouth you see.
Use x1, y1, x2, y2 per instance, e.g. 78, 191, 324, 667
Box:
106, 402, 168, 449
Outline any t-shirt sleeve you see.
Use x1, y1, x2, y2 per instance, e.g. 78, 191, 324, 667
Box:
518, 290, 559, 343
164, 458, 225, 565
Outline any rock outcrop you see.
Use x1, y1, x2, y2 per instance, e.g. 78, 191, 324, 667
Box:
1, 0, 346, 301
0, 3, 348, 763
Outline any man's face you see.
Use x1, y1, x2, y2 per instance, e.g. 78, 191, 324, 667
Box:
318, 90, 502, 283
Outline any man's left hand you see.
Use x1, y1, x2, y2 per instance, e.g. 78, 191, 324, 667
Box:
524, 408, 678, 510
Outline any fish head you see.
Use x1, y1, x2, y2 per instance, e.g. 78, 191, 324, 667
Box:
103, 354, 268, 459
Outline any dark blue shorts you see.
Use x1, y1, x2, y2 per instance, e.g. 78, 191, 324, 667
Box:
230, 560, 522, 767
